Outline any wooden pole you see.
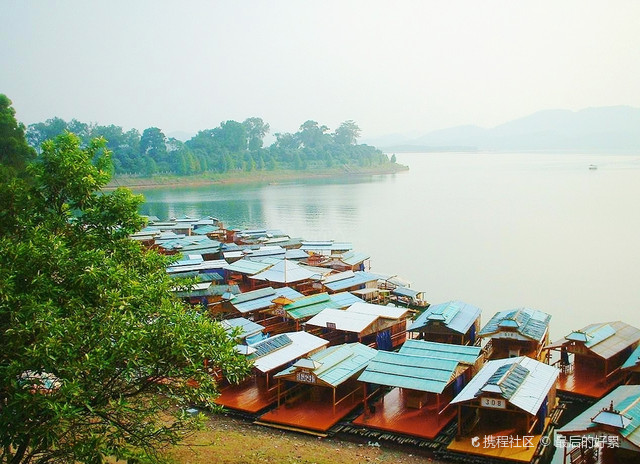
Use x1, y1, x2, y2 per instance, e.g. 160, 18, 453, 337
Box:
363, 384, 369, 417
333, 387, 336, 415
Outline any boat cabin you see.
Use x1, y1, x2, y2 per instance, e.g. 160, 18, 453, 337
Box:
408, 300, 481, 346
214, 331, 328, 414
478, 308, 551, 361
258, 343, 377, 434
354, 340, 482, 440
545, 321, 640, 399
282, 291, 363, 331
556, 385, 640, 464
224, 286, 303, 334
448, 356, 559, 462
304, 302, 410, 349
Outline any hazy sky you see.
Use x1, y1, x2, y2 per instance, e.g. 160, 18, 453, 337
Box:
2, 1, 639, 139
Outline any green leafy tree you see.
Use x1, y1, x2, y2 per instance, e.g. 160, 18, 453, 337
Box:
390, 154, 397, 163
297, 120, 329, 149
333, 120, 361, 146
0, 95, 36, 175
140, 127, 168, 167
0, 132, 250, 464
242, 117, 270, 152
26, 117, 68, 153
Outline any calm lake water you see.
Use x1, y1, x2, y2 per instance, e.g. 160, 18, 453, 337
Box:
138, 152, 640, 341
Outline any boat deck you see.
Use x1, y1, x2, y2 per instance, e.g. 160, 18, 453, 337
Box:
447, 418, 550, 463
258, 388, 365, 433
556, 365, 620, 399
352, 387, 456, 440
214, 377, 278, 414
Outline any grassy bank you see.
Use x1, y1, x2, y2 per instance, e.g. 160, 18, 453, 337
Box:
166, 413, 443, 464
106, 163, 409, 190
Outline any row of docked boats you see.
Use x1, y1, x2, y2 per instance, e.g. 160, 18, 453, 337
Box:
132, 215, 640, 464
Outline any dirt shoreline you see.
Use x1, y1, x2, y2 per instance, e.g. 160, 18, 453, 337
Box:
167, 412, 446, 464
104, 164, 409, 191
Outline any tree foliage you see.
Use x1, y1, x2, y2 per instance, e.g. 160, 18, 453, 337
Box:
0, 95, 36, 175
0, 129, 251, 463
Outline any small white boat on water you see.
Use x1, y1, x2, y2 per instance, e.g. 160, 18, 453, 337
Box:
589, 164, 598, 170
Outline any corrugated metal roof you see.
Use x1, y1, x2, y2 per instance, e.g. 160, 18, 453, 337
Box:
622, 345, 640, 370
557, 385, 640, 448
285, 293, 336, 320
346, 302, 409, 320
166, 260, 228, 274
231, 287, 276, 304
341, 251, 370, 266
398, 339, 481, 365
478, 308, 551, 342
300, 241, 353, 252
392, 287, 421, 299
225, 259, 272, 275
285, 249, 309, 260
408, 300, 481, 335
480, 363, 530, 399
250, 259, 318, 283
450, 356, 558, 416
358, 350, 460, 393
305, 308, 378, 333
330, 292, 363, 308
248, 333, 292, 359
231, 287, 303, 314
553, 321, 640, 360
191, 225, 220, 235
248, 331, 329, 373
222, 317, 264, 339
276, 343, 377, 387
323, 271, 380, 292
284, 292, 364, 321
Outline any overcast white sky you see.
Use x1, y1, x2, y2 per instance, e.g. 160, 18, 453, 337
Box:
2, 1, 639, 139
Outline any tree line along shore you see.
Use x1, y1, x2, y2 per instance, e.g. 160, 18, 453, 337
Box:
26, 116, 402, 179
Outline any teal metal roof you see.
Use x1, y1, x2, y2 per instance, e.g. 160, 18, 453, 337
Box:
622, 344, 640, 370
225, 259, 271, 275
392, 287, 421, 299
408, 300, 481, 335
331, 292, 363, 308
231, 287, 276, 304
478, 308, 551, 342
480, 363, 530, 400
399, 339, 481, 365
248, 334, 292, 359
557, 321, 640, 360
584, 324, 617, 348
285, 293, 336, 320
358, 351, 460, 394
451, 356, 559, 416
276, 343, 377, 387
192, 225, 220, 235
341, 251, 370, 266
231, 287, 303, 314
557, 385, 640, 448
222, 317, 264, 339
323, 271, 379, 292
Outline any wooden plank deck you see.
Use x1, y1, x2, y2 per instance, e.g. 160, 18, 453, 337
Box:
556, 366, 621, 399
447, 418, 550, 463
214, 377, 278, 414
352, 387, 456, 440
258, 388, 365, 433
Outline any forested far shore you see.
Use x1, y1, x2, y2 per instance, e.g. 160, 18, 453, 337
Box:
26, 117, 398, 177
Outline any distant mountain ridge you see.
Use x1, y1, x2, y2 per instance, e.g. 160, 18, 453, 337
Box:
370, 106, 640, 153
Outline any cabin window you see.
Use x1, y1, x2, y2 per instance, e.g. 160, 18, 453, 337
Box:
508, 349, 520, 358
